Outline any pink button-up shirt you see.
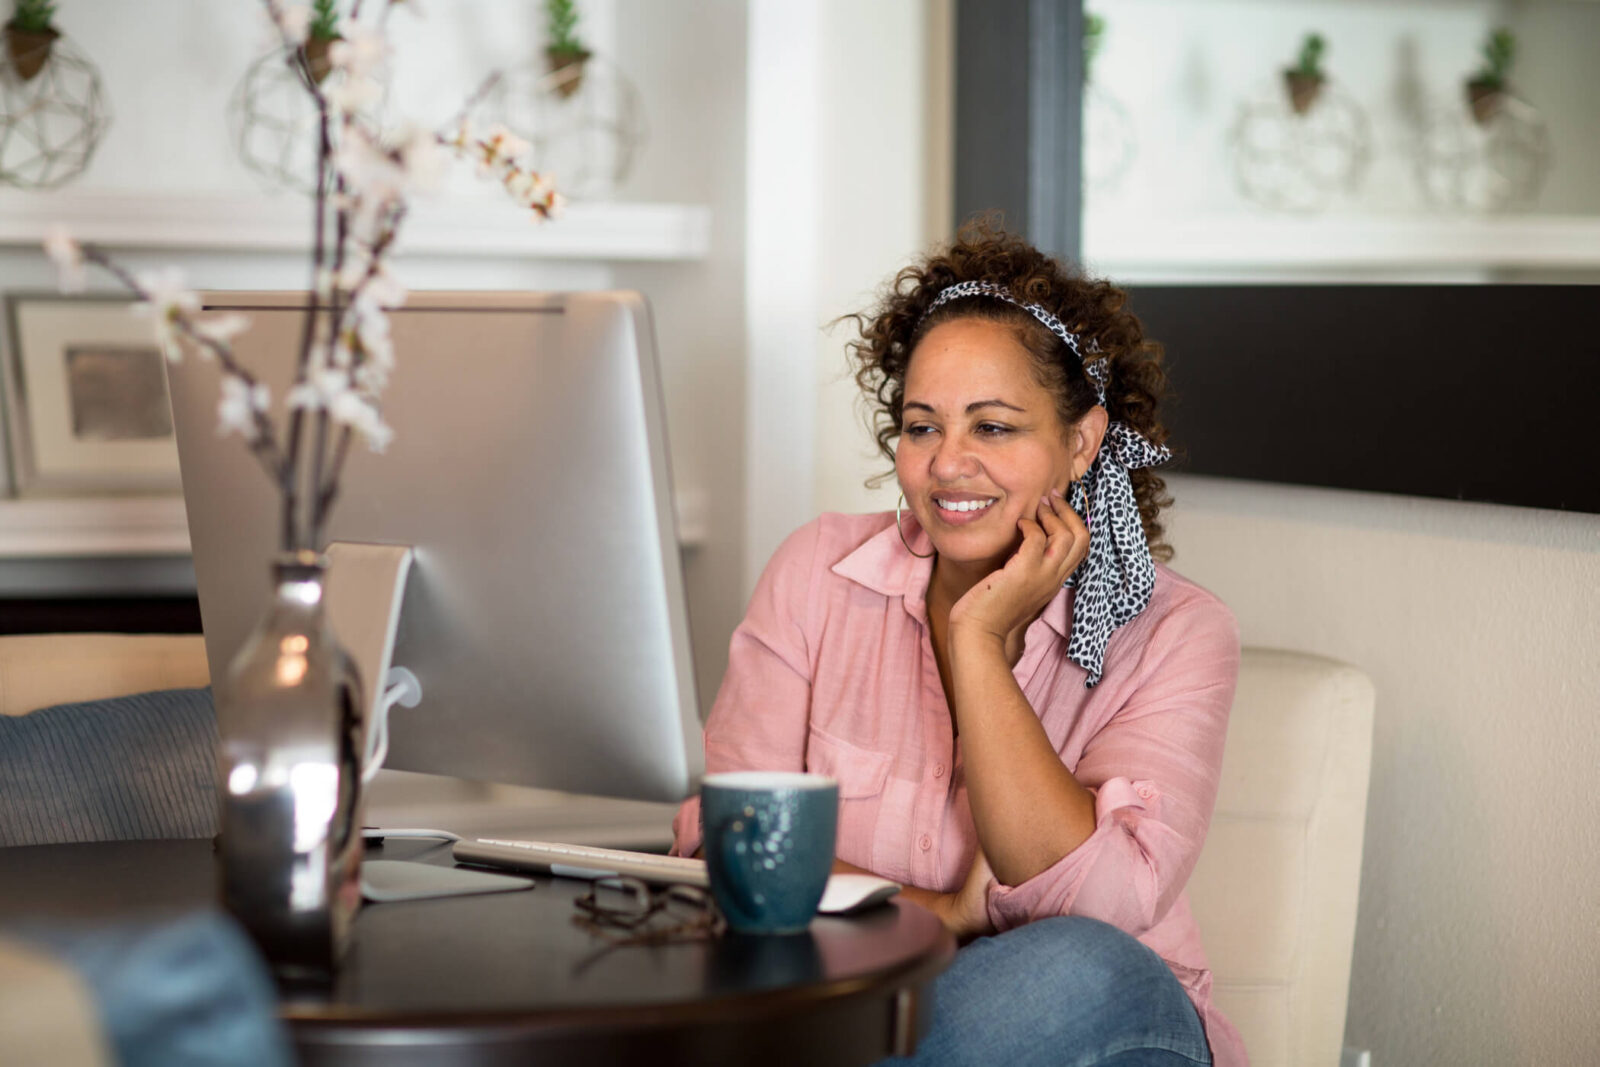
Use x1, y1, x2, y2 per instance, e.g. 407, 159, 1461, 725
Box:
672, 512, 1246, 1066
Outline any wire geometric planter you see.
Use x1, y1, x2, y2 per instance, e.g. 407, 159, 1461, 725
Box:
481, 52, 644, 201
0, 30, 111, 189
1227, 76, 1370, 214
228, 46, 386, 196
1083, 82, 1136, 199
1411, 92, 1550, 213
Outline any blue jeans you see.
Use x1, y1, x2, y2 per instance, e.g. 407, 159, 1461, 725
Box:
883, 916, 1212, 1067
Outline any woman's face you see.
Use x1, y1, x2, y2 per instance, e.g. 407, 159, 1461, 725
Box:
895, 317, 1088, 573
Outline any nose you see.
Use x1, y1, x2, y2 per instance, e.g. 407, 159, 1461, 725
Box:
930, 431, 977, 482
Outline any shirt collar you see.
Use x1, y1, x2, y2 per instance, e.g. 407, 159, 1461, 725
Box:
832, 512, 1075, 636
831, 514, 936, 622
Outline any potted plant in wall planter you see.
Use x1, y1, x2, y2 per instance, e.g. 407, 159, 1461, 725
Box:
301, 0, 341, 84
1283, 32, 1325, 116
545, 0, 590, 99
5, 0, 59, 81
1465, 28, 1515, 125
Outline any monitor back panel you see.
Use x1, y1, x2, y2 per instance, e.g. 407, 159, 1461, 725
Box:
168, 292, 701, 803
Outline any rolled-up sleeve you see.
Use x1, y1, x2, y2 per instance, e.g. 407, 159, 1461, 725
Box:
986, 596, 1240, 935
670, 522, 821, 857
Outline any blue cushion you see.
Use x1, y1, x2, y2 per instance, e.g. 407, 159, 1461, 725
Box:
0, 688, 218, 847
15, 911, 294, 1067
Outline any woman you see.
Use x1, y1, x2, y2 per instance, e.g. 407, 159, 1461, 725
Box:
672, 223, 1245, 1066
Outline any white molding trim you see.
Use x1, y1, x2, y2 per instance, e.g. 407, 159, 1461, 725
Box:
0, 491, 709, 559
0, 496, 191, 557
1083, 214, 1600, 275
0, 191, 711, 262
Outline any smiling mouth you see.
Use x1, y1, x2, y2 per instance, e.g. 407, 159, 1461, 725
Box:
934, 498, 997, 514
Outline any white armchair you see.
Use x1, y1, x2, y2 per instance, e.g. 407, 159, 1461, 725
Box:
1187, 648, 1376, 1067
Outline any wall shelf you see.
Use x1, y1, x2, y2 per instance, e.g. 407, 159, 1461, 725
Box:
0, 191, 712, 262
0, 496, 191, 558
1083, 214, 1600, 277
0, 490, 708, 559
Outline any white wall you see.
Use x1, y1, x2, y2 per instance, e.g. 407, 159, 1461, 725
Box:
743, 0, 952, 589
611, 0, 748, 715
1163, 476, 1600, 1065
1, 0, 747, 713
811, 0, 952, 519
1087, 0, 1600, 222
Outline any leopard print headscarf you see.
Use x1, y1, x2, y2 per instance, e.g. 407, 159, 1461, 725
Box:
924, 281, 1173, 687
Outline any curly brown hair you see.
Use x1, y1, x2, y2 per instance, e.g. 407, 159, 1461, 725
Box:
845, 218, 1175, 561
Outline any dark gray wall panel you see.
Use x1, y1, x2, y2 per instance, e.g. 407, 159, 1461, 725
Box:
1129, 284, 1600, 514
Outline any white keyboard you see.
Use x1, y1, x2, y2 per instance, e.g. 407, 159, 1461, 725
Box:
453, 838, 710, 887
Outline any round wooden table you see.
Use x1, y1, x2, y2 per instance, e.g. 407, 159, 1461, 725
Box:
0, 838, 956, 1066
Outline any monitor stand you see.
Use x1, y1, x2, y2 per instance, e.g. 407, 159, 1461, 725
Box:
323, 541, 679, 856
324, 540, 416, 754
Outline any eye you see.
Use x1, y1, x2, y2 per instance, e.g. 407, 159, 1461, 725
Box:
904, 422, 937, 438
975, 422, 1012, 436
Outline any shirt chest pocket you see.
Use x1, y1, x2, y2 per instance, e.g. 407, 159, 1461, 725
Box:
804, 726, 891, 800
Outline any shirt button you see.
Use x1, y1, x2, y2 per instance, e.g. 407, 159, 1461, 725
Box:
1136, 784, 1156, 801
918, 834, 932, 851
933, 763, 946, 779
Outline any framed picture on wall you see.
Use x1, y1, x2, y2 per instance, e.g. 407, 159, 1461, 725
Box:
1, 294, 182, 496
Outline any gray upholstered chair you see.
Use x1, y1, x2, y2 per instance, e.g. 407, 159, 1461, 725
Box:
0, 634, 213, 847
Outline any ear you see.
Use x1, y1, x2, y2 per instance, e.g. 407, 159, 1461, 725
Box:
1068, 405, 1109, 481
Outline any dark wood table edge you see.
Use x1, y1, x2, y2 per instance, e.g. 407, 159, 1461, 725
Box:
289, 900, 956, 1039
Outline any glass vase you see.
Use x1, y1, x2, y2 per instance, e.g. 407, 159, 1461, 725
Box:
216, 550, 366, 980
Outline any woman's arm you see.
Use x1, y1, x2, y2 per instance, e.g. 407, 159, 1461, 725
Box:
839, 854, 994, 943
948, 626, 1097, 887
943, 492, 1098, 886
978, 597, 1240, 936
944, 493, 1237, 923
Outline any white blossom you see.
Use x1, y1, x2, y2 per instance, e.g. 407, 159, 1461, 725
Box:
286, 365, 351, 412
332, 393, 394, 452
359, 265, 406, 310
326, 74, 383, 118
334, 128, 406, 205
396, 125, 447, 192
328, 25, 389, 78
349, 302, 395, 376
132, 268, 201, 361
273, 3, 312, 46
217, 376, 270, 440
42, 225, 85, 293
354, 360, 390, 394
193, 313, 252, 353
483, 125, 532, 165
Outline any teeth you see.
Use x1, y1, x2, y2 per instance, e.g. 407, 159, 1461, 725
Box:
936, 498, 995, 513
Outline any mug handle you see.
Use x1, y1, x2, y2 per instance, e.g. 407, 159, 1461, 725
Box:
714, 813, 761, 916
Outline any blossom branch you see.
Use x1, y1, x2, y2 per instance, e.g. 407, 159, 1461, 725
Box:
76, 245, 286, 479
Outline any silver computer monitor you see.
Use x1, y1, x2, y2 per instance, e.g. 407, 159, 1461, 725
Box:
167, 291, 702, 804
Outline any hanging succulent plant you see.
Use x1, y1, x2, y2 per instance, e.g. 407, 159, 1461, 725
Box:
545, 0, 590, 99
300, 0, 342, 84
1283, 32, 1326, 116
1465, 28, 1516, 124
5, 0, 60, 81
1083, 12, 1106, 85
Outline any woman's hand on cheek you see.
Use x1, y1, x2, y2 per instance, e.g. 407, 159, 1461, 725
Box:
948, 491, 1088, 662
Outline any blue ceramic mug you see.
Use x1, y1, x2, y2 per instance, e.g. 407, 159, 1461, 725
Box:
701, 772, 838, 935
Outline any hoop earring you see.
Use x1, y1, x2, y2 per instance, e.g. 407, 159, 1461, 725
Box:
896, 493, 935, 559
